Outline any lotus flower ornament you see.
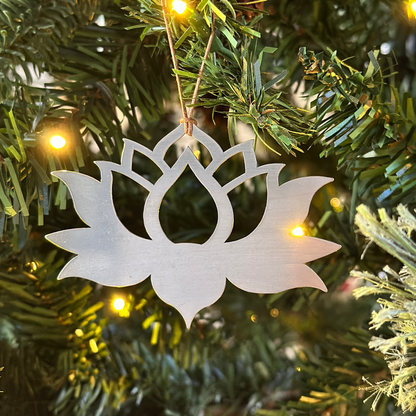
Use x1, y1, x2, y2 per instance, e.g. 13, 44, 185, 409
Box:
46, 126, 340, 327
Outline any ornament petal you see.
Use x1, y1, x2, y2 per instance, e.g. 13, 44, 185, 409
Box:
57, 255, 150, 287
46, 228, 154, 286
150, 244, 226, 328
227, 263, 327, 293
286, 236, 341, 263
46, 228, 87, 254
262, 176, 334, 230
223, 235, 339, 294
52, 171, 117, 227
120, 139, 170, 174
224, 233, 339, 269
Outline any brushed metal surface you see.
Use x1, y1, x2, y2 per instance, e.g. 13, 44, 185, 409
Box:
46, 125, 341, 327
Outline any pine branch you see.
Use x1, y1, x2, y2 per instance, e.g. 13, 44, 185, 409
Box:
301, 48, 416, 208
181, 41, 312, 155
260, 0, 413, 94
285, 328, 386, 416
127, 0, 312, 155
0, 0, 170, 233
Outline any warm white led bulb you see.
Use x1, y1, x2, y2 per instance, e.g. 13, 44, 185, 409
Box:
113, 298, 125, 311
291, 227, 304, 237
172, 0, 187, 14
50, 135, 66, 149
330, 198, 341, 208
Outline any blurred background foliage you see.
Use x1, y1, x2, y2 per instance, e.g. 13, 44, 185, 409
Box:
1, 0, 416, 415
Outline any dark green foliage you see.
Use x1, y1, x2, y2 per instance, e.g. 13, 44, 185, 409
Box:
180, 42, 313, 155
286, 329, 387, 416
126, 0, 313, 155
300, 48, 416, 209
262, 0, 415, 94
0, 241, 106, 416
0, 0, 170, 233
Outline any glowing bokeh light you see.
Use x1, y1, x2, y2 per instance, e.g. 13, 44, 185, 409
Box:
172, 0, 187, 14
270, 308, 279, 317
89, 339, 99, 353
113, 298, 125, 311
330, 198, 341, 208
380, 42, 391, 55
50, 135, 66, 149
412, 1, 416, 13
291, 226, 304, 237
330, 197, 344, 212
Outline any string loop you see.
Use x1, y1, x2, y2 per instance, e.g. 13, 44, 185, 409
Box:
180, 117, 198, 128
161, 0, 215, 136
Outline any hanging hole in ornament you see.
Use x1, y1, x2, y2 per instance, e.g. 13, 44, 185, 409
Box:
225, 173, 267, 242
159, 166, 218, 244
112, 172, 151, 240
132, 150, 163, 184
163, 135, 213, 168
213, 152, 245, 187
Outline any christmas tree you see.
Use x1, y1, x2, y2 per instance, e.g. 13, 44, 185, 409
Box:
1, 0, 416, 415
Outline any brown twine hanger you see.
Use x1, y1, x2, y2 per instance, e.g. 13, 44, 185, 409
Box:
161, 0, 216, 136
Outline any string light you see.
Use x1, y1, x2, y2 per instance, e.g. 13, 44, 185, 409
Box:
330, 198, 340, 208
50, 135, 66, 149
270, 308, 279, 318
172, 0, 187, 14
330, 197, 344, 213
291, 226, 304, 237
408, 1, 416, 17
113, 298, 125, 311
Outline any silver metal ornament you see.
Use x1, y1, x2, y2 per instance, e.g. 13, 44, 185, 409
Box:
46, 125, 341, 327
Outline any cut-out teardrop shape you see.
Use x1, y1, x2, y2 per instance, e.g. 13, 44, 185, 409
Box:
226, 174, 267, 242
159, 166, 218, 244
112, 172, 151, 239
132, 150, 163, 184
